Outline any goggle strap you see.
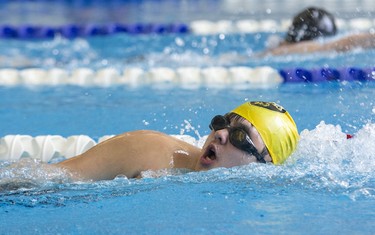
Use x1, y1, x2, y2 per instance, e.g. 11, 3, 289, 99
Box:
255, 146, 268, 164
260, 147, 268, 158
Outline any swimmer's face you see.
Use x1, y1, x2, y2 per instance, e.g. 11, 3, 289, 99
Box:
195, 115, 271, 171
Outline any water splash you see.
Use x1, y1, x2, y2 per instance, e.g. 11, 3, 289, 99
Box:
288, 121, 375, 199
0, 158, 72, 192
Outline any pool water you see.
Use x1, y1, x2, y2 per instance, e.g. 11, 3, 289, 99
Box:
1, 81, 374, 138
1, 33, 374, 70
1, 1, 375, 234
1, 82, 375, 234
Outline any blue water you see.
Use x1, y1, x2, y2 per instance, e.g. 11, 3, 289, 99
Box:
1, 179, 374, 234
1, 82, 375, 234
1, 150, 375, 234
1, 82, 374, 138
1, 33, 374, 70
1, 1, 375, 234
0, 0, 370, 25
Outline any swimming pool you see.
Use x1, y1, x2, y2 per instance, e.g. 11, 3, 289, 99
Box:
1, 1, 375, 234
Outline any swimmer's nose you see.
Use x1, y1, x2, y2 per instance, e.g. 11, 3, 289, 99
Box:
214, 128, 229, 145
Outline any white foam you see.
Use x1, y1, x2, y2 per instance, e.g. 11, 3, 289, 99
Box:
293, 121, 375, 176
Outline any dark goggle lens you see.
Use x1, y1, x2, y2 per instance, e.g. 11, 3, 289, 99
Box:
229, 128, 256, 152
209, 115, 229, 130
230, 129, 265, 162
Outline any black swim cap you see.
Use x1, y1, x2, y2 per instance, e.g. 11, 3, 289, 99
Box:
285, 7, 337, 43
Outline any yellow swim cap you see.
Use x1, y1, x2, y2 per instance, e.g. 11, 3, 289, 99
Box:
231, 101, 299, 164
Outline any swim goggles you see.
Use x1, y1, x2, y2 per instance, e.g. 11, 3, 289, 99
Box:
209, 115, 267, 163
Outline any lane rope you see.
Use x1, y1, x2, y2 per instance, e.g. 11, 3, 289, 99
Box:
0, 18, 373, 38
0, 66, 373, 88
0, 66, 284, 88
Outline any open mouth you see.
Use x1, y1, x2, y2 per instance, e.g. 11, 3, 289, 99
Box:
200, 145, 217, 165
206, 148, 216, 160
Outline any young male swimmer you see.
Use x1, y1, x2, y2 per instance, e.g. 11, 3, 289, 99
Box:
56, 101, 299, 181
265, 6, 375, 55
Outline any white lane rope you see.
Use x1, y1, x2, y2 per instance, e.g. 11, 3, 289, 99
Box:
0, 66, 283, 88
189, 18, 375, 34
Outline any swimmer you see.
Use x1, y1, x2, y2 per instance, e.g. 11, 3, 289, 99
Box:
56, 101, 299, 181
265, 6, 375, 55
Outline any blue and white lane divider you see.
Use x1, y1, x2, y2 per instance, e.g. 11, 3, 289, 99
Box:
0, 66, 373, 88
0, 18, 373, 38
0, 66, 283, 88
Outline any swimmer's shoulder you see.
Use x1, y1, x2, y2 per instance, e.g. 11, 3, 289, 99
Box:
117, 130, 192, 145
115, 130, 170, 138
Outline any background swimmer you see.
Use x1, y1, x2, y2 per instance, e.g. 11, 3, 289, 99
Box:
56, 101, 299, 181
265, 6, 375, 55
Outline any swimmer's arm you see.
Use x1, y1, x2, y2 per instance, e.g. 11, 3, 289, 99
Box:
56, 134, 142, 180
56, 131, 172, 181
323, 33, 375, 52
263, 41, 325, 55
265, 33, 375, 55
